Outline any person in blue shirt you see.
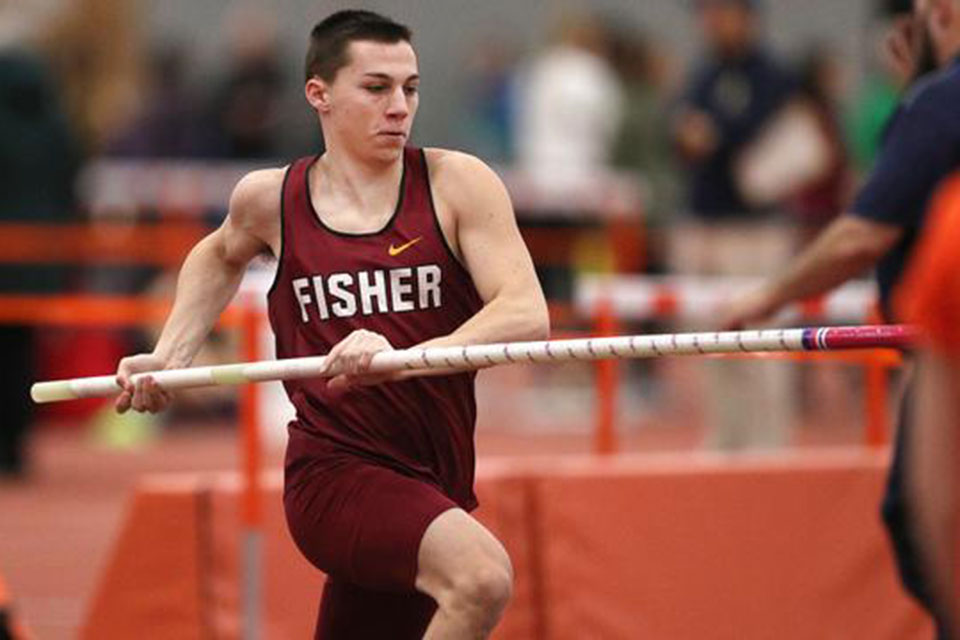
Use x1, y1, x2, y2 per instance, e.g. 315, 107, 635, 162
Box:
725, 1, 960, 635
674, 0, 796, 218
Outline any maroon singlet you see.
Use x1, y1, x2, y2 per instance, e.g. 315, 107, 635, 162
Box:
268, 147, 483, 509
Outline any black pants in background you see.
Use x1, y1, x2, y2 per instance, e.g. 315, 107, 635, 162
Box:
0, 326, 34, 476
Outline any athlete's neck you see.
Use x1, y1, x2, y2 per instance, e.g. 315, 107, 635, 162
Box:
313, 146, 404, 222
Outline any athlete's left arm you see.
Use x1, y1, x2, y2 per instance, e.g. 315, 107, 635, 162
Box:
418, 150, 550, 349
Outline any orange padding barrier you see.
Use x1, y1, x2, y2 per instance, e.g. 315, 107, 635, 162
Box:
83, 451, 932, 639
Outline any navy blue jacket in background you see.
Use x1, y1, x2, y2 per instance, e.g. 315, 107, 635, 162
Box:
680, 47, 795, 218
851, 56, 960, 319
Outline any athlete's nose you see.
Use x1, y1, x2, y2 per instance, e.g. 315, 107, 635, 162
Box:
385, 86, 409, 119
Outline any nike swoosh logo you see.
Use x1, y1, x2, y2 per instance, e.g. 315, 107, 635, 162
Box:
388, 236, 423, 257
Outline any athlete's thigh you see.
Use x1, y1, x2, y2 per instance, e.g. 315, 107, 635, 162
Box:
415, 507, 512, 596
284, 459, 458, 590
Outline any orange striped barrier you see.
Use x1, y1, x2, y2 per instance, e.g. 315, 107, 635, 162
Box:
586, 301, 903, 449
0, 295, 240, 328
0, 223, 209, 266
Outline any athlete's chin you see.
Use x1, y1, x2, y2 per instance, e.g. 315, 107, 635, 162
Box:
369, 142, 405, 162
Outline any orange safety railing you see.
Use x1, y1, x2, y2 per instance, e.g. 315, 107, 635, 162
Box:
581, 300, 903, 454
238, 299, 264, 637
592, 298, 620, 455
0, 223, 210, 266
0, 295, 238, 328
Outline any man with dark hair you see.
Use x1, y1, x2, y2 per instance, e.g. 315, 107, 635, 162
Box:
114, 9, 548, 638
304, 9, 413, 82
725, 1, 960, 635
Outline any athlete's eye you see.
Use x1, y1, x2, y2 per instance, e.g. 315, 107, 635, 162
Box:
403, 85, 419, 96
365, 85, 388, 93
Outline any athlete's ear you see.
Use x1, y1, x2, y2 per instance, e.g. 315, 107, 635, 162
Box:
305, 77, 332, 113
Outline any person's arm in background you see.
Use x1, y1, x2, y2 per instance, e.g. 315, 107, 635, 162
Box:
322, 150, 549, 390
722, 214, 902, 327
673, 65, 721, 162
897, 174, 960, 635
115, 169, 283, 413
722, 83, 954, 329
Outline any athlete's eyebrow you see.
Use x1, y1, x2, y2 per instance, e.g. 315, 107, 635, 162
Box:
361, 72, 420, 82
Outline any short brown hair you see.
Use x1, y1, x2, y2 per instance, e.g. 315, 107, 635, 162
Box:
304, 10, 412, 82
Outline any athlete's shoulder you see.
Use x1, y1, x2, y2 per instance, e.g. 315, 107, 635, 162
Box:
424, 147, 495, 176
423, 148, 508, 206
227, 166, 286, 228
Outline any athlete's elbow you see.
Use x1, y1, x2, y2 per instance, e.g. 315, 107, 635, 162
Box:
519, 299, 550, 342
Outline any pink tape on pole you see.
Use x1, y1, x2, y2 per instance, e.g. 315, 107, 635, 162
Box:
810, 325, 918, 351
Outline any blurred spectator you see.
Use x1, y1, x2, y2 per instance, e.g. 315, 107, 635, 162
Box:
0, 48, 80, 477
673, 0, 795, 220
787, 46, 851, 244
460, 37, 519, 163
671, 0, 797, 451
847, 0, 916, 172
106, 43, 215, 158
780, 47, 857, 438
514, 11, 623, 191
37, 0, 142, 153
609, 29, 679, 261
207, 5, 284, 159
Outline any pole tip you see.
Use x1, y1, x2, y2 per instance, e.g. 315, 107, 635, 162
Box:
30, 381, 77, 404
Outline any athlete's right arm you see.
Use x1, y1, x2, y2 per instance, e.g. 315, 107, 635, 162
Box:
115, 169, 283, 414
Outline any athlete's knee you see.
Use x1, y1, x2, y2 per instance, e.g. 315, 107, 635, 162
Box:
444, 554, 513, 619
417, 509, 513, 625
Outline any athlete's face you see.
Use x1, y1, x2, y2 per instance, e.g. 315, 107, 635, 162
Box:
308, 40, 420, 163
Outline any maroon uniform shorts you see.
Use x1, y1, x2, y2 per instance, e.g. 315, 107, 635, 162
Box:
284, 427, 458, 638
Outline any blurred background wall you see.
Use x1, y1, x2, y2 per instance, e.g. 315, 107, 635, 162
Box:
140, 0, 873, 154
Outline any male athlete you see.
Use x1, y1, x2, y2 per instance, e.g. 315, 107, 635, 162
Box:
724, 0, 960, 636
114, 11, 549, 639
